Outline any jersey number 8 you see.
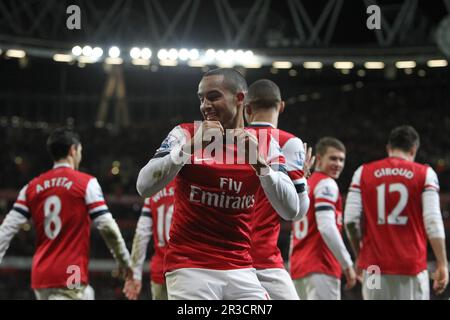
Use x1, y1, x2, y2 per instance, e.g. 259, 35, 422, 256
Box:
44, 195, 62, 239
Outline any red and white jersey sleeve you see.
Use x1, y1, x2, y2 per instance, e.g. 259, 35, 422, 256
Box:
154, 125, 189, 159
424, 167, 439, 192
11, 185, 31, 219
314, 177, 340, 212
282, 137, 306, 189
85, 178, 110, 218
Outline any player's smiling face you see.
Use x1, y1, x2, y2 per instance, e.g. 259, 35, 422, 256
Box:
198, 75, 239, 129
317, 147, 345, 179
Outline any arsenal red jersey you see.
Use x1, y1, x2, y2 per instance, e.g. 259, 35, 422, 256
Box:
12, 163, 109, 289
141, 180, 175, 284
154, 123, 286, 272
290, 172, 343, 279
350, 157, 438, 275
247, 123, 305, 269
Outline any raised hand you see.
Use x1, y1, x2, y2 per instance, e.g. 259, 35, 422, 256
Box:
303, 142, 315, 179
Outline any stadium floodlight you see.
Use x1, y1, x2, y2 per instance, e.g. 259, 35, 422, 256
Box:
108, 46, 120, 58
272, 61, 293, 69
303, 61, 323, 69
130, 47, 141, 59
187, 60, 206, 67
364, 61, 385, 69
82, 46, 93, 57
234, 50, 245, 60
157, 49, 169, 60
217, 61, 235, 68
6, 49, 26, 58
168, 49, 178, 61
92, 47, 103, 59
78, 56, 96, 63
333, 61, 354, 69
141, 48, 152, 60
243, 61, 262, 69
188, 49, 200, 60
105, 57, 123, 65
226, 49, 235, 58
215, 50, 226, 61
159, 59, 178, 66
395, 61, 416, 69
132, 58, 150, 66
244, 50, 254, 59
205, 49, 216, 60
179, 48, 190, 61
53, 54, 73, 62
427, 59, 448, 67
71, 46, 82, 56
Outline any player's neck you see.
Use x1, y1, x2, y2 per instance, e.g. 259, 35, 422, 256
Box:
388, 150, 413, 162
249, 112, 278, 128
54, 159, 75, 170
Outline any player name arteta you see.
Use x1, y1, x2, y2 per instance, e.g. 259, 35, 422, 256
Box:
36, 177, 73, 193
189, 178, 255, 209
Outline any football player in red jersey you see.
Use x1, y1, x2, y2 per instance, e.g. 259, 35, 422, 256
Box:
345, 125, 448, 299
123, 180, 176, 300
290, 137, 356, 299
136, 68, 300, 300
0, 128, 132, 300
244, 79, 312, 300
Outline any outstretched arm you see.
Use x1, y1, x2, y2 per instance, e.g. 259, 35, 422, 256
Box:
0, 185, 30, 264
422, 168, 448, 295
86, 178, 131, 279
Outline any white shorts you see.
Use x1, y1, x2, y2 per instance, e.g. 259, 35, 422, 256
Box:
34, 285, 95, 300
362, 269, 429, 300
293, 273, 341, 300
165, 268, 270, 300
256, 268, 299, 300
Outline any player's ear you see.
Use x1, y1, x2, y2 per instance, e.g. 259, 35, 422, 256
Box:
278, 101, 285, 114
69, 144, 77, 157
410, 145, 418, 160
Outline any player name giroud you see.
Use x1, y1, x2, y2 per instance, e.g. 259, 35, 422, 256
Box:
374, 168, 414, 179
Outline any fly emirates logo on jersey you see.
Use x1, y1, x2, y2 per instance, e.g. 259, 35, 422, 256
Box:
189, 177, 255, 210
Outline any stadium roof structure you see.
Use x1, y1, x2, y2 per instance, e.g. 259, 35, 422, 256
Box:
1, 0, 450, 67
